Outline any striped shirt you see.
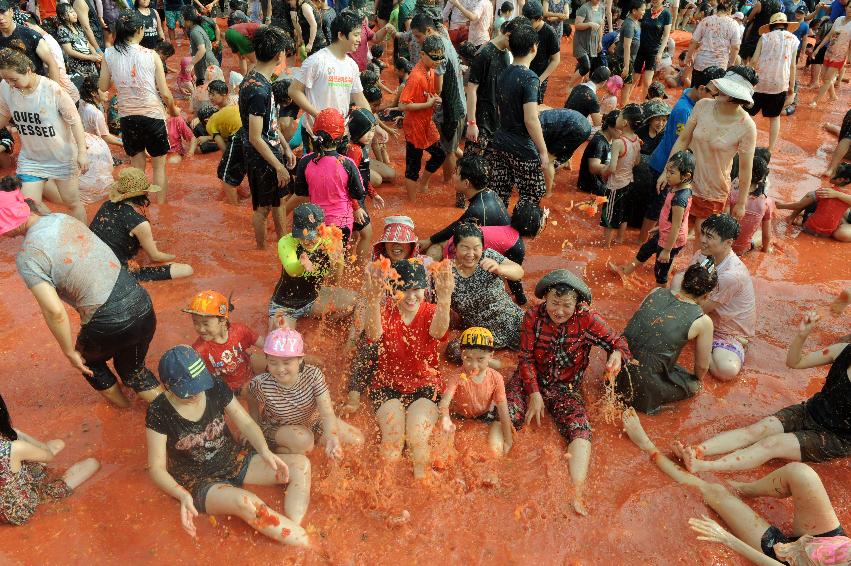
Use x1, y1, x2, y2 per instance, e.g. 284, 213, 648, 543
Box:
248, 365, 328, 428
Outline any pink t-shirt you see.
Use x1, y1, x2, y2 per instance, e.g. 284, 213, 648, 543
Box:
727, 186, 775, 254
166, 116, 194, 155
657, 187, 692, 249
305, 155, 358, 231
348, 20, 375, 72
691, 251, 756, 339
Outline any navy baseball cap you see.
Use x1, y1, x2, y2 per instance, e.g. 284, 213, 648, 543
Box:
158, 345, 214, 399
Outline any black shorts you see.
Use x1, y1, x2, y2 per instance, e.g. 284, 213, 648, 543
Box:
243, 142, 288, 210
634, 233, 683, 284
600, 185, 630, 228
633, 47, 659, 74
76, 269, 159, 393
369, 386, 440, 412
809, 45, 827, 66
748, 91, 787, 118
192, 450, 256, 514
761, 525, 846, 562
644, 178, 667, 221
774, 402, 851, 462
120, 115, 170, 158
217, 135, 246, 187
575, 53, 602, 76
353, 205, 371, 232
405, 141, 447, 181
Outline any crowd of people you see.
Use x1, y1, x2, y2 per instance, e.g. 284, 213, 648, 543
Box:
0, 0, 850, 560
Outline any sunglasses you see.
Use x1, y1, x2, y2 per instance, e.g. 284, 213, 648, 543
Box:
424, 51, 445, 61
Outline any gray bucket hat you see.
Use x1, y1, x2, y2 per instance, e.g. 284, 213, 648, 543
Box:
642, 99, 671, 122
534, 268, 592, 303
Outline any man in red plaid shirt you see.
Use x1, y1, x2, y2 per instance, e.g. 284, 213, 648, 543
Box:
506, 269, 631, 517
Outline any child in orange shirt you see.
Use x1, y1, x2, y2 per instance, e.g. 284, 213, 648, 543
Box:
398, 34, 447, 201
438, 327, 514, 456
777, 164, 851, 242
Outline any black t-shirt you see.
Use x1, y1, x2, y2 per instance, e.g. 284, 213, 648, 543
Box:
637, 123, 663, 156
145, 380, 243, 488
137, 9, 160, 48
429, 189, 511, 243
578, 132, 610, 195
0, 26, 45, 76
540, 109, 592, 164
530, 22, 560, 78
238, 70, 280, 147
805, 343, 851, 436
271, 239, 333, 308
89, 200, 148, 264
493, 65, 540, 161
564, 83, 600, 117
639, 8, 672, 53
468, 41, 510, 137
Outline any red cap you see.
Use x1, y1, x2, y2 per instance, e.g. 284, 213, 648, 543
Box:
314, 108, 346, 139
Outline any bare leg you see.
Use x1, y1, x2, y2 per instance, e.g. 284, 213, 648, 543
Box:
826, 137, 851, 178
684, 415, 785, 458
767, 116, 781, 153
371, 160, 395, 183
168, 263, 194, 279
98, 384, 130, 408
621, 75, 639, 105
376, 398, 406, 461
682, 430, 801, 473
223, 181, 239, 205
812, 67, 838, 106
406, 397, 438, 479
405, 178, 418, 201
487, 421, 505, 456
271, 205, 285, 241
638, 218, 657, 243
203, 484, 308, 545
53, 177, 87, 222
151, 155, 167, 203
729, 462, 841, 536
137, 386, 165, 403
355, 222, 373, 268
62, 457, 100, 489
568, 438, 591, 516
252, 206, 270, 249
273, 425, 316, 454
323, 417, 364, 447
709, 347, 743, 381
832, 222, 851, 242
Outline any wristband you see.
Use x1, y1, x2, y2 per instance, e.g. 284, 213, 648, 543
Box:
467, 120, 476, 126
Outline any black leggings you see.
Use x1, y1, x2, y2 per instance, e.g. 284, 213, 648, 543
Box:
405, 141, 447, 181
76, 269, 159, 392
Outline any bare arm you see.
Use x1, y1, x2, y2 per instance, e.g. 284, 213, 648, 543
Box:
247, 388, 261, 422
621, 36, 633, 78
74, 0, 100, 49
302, 3, 318, 49
588, 156, 607, 175
146, 429, 193, 502
540, 51, 561, 83
153, 56, 178, 115
98, 60, 111, 92
657, 24, 672, 62
35, 39, 60, 83
315, 390, 340, 443
449, 0, 481, 21
787, 315, 847, 369
523, 100, 549, 168
607, 138, 623, 175
429, 263, 454, 340
288, 79, 320, 118
688, 314, 713, 380
30, 282, 75, 358
225, 397, 274, 454
732, 121, 757, 218
131, 221, 176, 262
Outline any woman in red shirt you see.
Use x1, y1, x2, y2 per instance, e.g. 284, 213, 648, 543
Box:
345, 259, 454, 479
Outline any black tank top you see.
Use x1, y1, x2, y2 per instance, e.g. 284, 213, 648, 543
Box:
805, 343, 851, 436
298, 0, 326, 52
137, 8, 160, 49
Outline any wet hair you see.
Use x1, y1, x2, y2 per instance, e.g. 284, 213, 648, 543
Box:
601, 109, 620, 131
0, 175, 22, 192
701, 213, 740, 242
114, 12, 145, 53
511, 200, 544, 237
271, 78, 292, 106
731, 147, 771, 181
457, 155, 488, 190
546, 284, 578, 301
681, 262, 718, 297
56, 3, 78, 28
208, 79, 228, 95
831, 163, 851, 186
748, 156, 770, 197
79, 74, 100, 105
590, 66, 611, 84
698, 1, 714, 16
370, 43, 384, 59
40, 16, 59, 36
253, 25, 288, 62
452, 222, 484, 247
508, 18, 537, 57
363, 85, 382, 103
394, 57, 413, 74
411, 12, 438, 33
330, 11, 362, 41
182, 6, 203, 23
628, 0, 646, 12
700, 66, 726, 83
154, 40, 176, 58
667, 150, 696, 177
197, 104, 217, 122
0, 394, 17, 441
360, 68, 379, 87
620, 103, 644, 131
0, 48, 34, 74
422, 34, 444, 56
715, 0, 731, 11
125, 193, 151, 207
500, 0, 513, 11
457, 41, 479, 64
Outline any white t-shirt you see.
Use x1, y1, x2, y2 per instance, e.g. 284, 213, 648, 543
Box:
38, 30, 80, 102
0, 76, 80, 179
691, 251, 756, 339
79, 101, 111, 137
104, 43, 166, 120
754, 29, 799, 94
295, 47, 363, 130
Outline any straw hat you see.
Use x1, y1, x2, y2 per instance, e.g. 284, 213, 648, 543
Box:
710, 71, 755, 105
759, 12, 799, 34
108, 167, 162, 203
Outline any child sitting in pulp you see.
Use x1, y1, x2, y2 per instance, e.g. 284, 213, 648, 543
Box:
438, 327, 514, 456
248, 328, 363, 459
609, 150, 695, 285
776, 163, 851, 242
184, 290, 265, 394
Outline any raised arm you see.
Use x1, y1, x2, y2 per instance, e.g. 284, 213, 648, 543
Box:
786, 311, 847, 369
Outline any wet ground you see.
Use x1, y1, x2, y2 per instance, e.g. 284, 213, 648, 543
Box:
0, 36, 849, 565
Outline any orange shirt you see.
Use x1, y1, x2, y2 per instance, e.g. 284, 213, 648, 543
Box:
444, 367, 507, 418
400, 61, 440, 150
805, 186, 851, 237
38, 0, 57, 19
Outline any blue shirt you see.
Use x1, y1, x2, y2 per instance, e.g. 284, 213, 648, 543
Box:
831, 0, 845, 20
794, 19, 810, 41
649, 88, 697, 173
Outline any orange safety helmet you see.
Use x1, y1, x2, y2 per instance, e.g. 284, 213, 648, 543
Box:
182, 290, 232, 318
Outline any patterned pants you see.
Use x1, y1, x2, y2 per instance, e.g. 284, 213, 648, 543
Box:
505, 373, 593, 443
486, 148, 546, 209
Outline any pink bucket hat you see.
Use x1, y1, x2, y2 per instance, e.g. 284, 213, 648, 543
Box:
0, 189, 30, 236
372, 215, 418, 260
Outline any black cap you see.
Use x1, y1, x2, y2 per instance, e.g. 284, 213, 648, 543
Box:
392, 259, 428, 290
292, 203, 324, 240
348, 108, 377, 143
522, 0, 543, 19
795, 4, 807, 12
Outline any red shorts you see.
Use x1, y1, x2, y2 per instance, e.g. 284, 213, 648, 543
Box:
690, 196, 726, 219
824, 58, 846, 70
